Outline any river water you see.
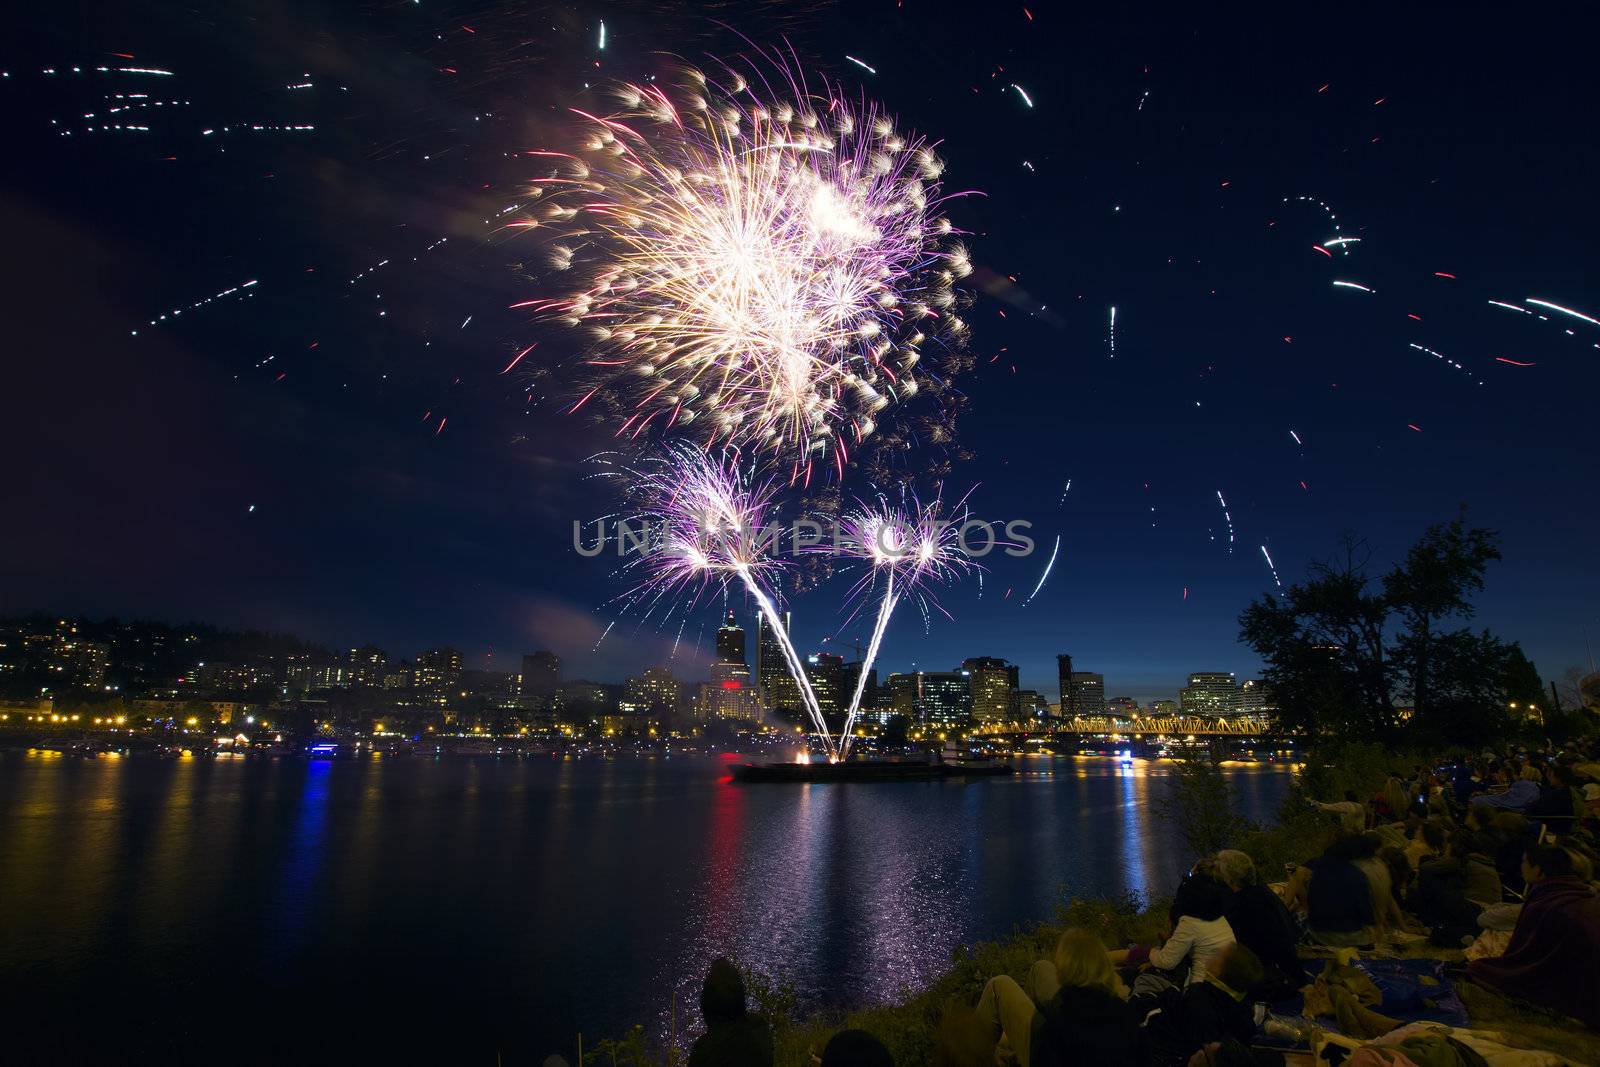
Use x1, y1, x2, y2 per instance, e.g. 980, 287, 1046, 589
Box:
0, 751, 1290, 1064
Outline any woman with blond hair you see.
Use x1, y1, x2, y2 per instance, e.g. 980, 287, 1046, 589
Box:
968, 928, 1145, 1066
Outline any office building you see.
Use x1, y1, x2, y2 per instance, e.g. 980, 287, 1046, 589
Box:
755, 610, 802, 718
1066, 672, 1106, 717
806, 652, 845, 721
1180, 672, 1238, 716
885, 670, 971, 729
963, 656, 1018, 723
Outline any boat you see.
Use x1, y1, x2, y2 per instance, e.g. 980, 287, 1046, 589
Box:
731, 753, 1012, 783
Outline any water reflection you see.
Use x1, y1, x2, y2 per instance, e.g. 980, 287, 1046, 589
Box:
0, 752, 1289, 1064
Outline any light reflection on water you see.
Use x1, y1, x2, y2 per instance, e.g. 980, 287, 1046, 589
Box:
0, 752, 1288, 1064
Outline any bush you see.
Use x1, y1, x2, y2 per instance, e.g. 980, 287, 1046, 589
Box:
1157, 753, 1253, 859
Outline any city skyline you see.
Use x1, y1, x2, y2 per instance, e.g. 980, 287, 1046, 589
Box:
0, 609, 1269, 711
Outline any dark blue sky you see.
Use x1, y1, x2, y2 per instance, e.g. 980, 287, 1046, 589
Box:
2, 1, 1596, 702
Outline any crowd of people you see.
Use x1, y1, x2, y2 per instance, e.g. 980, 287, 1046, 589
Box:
551, 738, 1600, 1066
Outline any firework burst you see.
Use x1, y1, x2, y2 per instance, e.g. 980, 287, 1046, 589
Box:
520, 56, 972, 481
830, 494, 977, 754
620, 443, 840, 756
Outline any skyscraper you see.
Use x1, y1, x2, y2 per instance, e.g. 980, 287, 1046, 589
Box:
806, 652, 844, 722
715, 610, 746, 668
963, 656, 1017, 723
755, 610, 802, 718
1057, 653, 1076, 717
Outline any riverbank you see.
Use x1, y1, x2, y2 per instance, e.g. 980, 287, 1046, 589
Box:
588, 749, 1600, 1067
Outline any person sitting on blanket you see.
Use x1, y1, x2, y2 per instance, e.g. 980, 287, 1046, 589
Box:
1114, 873, 1236, 988
1466, 843, 1600, 1029
1213, 849, 1307, 993
1138, 942, 1265, 1067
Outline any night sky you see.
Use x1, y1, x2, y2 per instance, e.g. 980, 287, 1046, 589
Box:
3, 1, 1597, 702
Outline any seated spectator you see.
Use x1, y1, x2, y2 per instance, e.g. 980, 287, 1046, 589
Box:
1529, 763, 1575, 825
1140, 943, 1265, 1067
1404, 819, 1446, 872
1303, 836, 1377, 947
1143, 876, 1237, 987
1471, 765, 1541, 812
1313, 791, 1367, 832
1467, 844, 1600, 1029
1410, 832, 1501, 944
687, 958, 773, 1067
1213, 850, 1306, 991
819, 1029, 894, 1067
969, 928, 1144, 1067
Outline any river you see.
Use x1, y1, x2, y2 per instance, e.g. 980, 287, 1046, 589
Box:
0, 751, 1291, 1064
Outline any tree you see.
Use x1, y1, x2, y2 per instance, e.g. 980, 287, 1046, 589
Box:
1240, 514, 1532, 747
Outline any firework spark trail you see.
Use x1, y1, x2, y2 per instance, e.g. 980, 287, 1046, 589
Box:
841, 569, 896, 747
1526, 297, 1600, 328
131, 278, 258, 335
593, 619, 616, 651
522, 57, 972, 472
1332, 280, 1374, 293
1260, 544, 1282, 588
1408, 342, 1483, 385
1289, 430, 1303, 446
1023, 533, 1060, 606
1108, 305, 1117, 357
1284, 195, 1349, 252
1216, 490, 1235, 553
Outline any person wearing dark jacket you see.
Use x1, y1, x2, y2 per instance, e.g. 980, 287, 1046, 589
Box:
1213, 850, 1307, 993
1141, 943, 1264, 1067
970, 928, 1145, 1066
1304, 837, 1376, 947
1467, 844, 1600, 1029
687, 957, 774, 1067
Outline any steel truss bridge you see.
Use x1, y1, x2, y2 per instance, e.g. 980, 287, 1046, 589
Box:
971, 715, 1274, 739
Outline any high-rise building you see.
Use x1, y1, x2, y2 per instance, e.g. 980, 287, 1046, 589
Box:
1180, 672, 1238, 716
963, 657, 1017, 723
755, 610, 802, 718
620, 666, 678, 720
841, 661, 878, 720
1057, 654, 1075, 716
1151, 699, 1179, 715
520, 651, 561, 708
414, 647, 464, 689
1237, 679, 1274, 718
349, 646, 388, 687
806, 652, 845, 721
715, 610, 746, 668
886, 670, 971, 728
1067, 672, 1106, 717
